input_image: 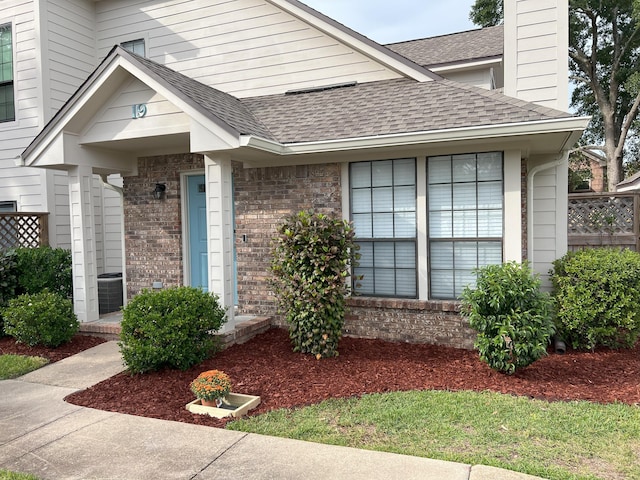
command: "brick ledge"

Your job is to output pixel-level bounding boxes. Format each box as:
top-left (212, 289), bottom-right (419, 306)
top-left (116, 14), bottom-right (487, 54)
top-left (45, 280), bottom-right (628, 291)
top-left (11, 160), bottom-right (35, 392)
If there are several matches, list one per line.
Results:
top-left (347, 297), bottom-right (460, 312)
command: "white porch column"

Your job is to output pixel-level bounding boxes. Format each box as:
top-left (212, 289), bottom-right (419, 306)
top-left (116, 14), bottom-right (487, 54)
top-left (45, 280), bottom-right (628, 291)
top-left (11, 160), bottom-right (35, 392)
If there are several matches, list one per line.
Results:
top-left (504, 150), bottom-right (523, 263)
top-left (204, 154), bottom-right (235, 332)
top-left (68, 165), bottom-right (99, 322)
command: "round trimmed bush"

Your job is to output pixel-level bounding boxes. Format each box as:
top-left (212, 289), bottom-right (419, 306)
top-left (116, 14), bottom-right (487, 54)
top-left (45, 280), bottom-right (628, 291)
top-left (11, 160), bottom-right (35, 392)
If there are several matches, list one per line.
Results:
top-left (15, 246), bottom-right (72, 299)
top-left (2, 290), bottom-right (78, 347)
top-left (119, 286), bottom-right (226, 373)
top-left (551, 248), bottom-right (640, 350)
top-left (461, 261), bottom-right (555, 375)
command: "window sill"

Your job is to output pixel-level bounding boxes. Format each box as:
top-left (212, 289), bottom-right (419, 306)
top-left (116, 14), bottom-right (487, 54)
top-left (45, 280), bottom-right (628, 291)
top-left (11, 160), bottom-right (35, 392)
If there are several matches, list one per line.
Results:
top-left (347, 296), bottom-right (460, 312)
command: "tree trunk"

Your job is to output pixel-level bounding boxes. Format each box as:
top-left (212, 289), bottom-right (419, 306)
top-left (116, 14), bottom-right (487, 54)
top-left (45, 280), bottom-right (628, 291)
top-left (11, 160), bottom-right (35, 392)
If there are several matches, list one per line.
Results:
top-left (602, 109), bottom-right (623, 191)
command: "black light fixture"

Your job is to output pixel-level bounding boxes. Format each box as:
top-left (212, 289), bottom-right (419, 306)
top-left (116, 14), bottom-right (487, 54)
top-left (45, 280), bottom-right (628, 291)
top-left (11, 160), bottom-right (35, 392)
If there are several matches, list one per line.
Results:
top-left (153, 183), bottom-right (166, 200)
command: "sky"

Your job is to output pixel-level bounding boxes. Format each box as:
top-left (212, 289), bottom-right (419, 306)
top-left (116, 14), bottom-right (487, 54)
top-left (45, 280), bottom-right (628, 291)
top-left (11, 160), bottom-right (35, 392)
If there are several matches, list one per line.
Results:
top-left (301, 0), bottom-right (478, 44)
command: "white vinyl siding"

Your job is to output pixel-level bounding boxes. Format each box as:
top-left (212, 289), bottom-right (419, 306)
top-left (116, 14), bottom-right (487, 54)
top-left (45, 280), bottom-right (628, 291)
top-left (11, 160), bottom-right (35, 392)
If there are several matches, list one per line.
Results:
top-left (52, 170), bottom-right (71, 249)
top-left (439, 68), bottom-right (494, 90)
top-left (80, 77), bottom-right (189, 144)
top-left (532, 166), bottom-right (560, 285)
top-left (95, 0), bottom-right (402, 97)
top-left (44, 0), bottom-right (96, 117)
top-left (504, 0), bottom-right (568, 110)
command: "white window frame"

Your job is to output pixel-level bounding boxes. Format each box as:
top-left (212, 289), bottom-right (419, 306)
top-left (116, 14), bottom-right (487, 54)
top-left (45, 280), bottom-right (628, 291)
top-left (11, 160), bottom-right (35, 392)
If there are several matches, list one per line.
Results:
top-left (344, 150), bottom-right (522, 301)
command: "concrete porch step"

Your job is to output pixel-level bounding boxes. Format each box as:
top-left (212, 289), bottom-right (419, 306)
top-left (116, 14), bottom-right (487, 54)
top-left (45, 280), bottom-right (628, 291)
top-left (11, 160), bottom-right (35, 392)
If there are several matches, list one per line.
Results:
top-left (79, 313), bottom-right (272, 347)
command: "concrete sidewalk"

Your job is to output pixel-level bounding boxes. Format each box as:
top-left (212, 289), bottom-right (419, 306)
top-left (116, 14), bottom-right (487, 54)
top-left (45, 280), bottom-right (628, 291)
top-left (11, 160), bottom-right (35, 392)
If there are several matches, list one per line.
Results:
top-left (0, 341), bottom-right (546, 480)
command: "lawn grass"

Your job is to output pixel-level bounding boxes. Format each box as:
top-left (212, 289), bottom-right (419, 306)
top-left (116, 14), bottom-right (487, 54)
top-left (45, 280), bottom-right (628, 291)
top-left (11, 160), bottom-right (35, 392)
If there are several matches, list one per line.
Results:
top-left (0, 354), bottom-right (49, 380)
top-left (228, 390), bottom-right (640, 480)
top-left (0, 470), bottom-right (39, 480)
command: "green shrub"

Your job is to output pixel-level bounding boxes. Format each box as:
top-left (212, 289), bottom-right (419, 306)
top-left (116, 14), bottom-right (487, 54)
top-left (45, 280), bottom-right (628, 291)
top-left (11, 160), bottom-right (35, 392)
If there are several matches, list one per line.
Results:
top-left (551, 248), bottom-right (640, 350)
top-left (0, 249), bottom-right (18, 334)
top-left (119, 286), bottom-right (226, 373)
top-left (2, 290), bottom-right (78, 347)
top-left (15, 246), bottom-right (72, 299)
top-left (461, 261), bottom-right (555, 375)
top-left (270, 210), bottom-right (359, 359)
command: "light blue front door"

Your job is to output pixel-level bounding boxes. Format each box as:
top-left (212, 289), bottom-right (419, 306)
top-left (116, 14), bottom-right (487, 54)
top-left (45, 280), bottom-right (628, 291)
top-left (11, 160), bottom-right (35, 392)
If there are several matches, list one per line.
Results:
top-left (188, 175), bottom-right (208, 291)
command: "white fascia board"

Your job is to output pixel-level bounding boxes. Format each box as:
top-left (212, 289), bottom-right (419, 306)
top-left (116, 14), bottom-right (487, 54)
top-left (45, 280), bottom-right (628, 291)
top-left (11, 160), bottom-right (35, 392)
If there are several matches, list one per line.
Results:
top-left (267, 0), bottom-right (437, 83)
top-left (22, 60), bottom-right (124, 166)
top-left (241, 116), bottom-right (592, 155)
top-left (114, 58), bottom-right (241, 143)
top-left (430, 57), bottom-right (503, 74)
top-left (24, 55), bottom-right (242, 166)
top-left (190, 118), bottom-right (240, 152)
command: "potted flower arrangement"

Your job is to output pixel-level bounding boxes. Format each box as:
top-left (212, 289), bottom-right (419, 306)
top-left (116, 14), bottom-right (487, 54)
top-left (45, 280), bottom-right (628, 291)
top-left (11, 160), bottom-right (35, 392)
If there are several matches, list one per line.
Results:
top-left (190, 369), bottom-right (232, 407)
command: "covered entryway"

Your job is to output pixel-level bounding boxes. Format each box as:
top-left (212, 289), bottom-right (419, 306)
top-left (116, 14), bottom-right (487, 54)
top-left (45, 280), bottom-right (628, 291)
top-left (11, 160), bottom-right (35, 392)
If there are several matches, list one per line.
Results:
top-left (20, 46), bottom-right (243, 333)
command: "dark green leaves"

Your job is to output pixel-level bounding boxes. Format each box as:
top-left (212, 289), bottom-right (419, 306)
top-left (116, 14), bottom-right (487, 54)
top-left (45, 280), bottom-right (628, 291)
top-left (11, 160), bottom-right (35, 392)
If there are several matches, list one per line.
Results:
top-left (461, 262), bottom-right (555, 375)
top-left (270, 210), bottom-right (359, 359)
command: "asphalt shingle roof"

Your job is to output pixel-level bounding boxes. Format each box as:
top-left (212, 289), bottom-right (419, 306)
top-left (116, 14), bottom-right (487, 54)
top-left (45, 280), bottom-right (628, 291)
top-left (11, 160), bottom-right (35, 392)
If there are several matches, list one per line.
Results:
top-left (126, 49), bottom-right (276, 141)
top-left (24, 42), bottom-right (571, 161)
top-left (241, 77), bottom-right (570, 144)
top-left (385, 26), bottom-right (504, 67)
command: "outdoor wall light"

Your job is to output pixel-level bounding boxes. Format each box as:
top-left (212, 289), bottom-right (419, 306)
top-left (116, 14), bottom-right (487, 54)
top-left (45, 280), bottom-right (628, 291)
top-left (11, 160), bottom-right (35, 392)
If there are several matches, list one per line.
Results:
top-left (153, 183), bottom-right (166, 200)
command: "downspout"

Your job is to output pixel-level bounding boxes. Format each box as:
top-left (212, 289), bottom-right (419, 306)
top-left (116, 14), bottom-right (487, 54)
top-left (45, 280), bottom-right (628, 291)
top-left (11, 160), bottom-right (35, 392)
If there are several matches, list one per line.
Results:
top-left (99, 174), bottom-right (127, 308)
top-left (527, 151), bottom-right (568, 270)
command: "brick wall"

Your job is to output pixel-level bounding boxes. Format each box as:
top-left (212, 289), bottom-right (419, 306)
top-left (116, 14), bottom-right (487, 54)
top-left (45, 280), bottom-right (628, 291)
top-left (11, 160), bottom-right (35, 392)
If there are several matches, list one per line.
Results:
top-left (234, 162), bottom-right (476, 350)
top-left (233, 163), bottom-right (343, 317)
top-left (345, 297), bottom-right (474, 349)
top-left (123, 154), bottom-right (204, 298)
top-left (123, 158), bottom-right (477, 349)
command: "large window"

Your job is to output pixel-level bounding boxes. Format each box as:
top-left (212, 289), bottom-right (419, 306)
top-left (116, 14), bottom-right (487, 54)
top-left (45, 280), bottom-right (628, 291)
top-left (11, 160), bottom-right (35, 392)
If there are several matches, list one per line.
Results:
top-left (350, 159), bottom-right (417, 297)
top-left (0, 24), bottom-right (14, 123)
top-left (428, 152), bottom-right (503, 299)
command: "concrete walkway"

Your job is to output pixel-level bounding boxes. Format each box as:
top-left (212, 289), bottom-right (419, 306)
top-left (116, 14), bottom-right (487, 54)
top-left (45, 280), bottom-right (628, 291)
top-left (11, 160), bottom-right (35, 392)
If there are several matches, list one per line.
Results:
top-left (0, 342), bottom-right (546, 480)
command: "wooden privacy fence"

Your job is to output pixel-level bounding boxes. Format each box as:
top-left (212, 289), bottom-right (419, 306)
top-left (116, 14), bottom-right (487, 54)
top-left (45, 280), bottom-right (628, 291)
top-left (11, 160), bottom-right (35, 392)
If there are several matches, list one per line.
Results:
top-left (0, 213), bottom-right (49, 249)
top-left (568, 193), bottom-right (640, 251)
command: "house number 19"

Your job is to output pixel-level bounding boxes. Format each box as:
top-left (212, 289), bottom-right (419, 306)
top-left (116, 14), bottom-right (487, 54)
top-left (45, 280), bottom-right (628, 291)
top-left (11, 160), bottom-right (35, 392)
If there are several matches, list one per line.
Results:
top-left (132, 104), bottom-right (147, 119)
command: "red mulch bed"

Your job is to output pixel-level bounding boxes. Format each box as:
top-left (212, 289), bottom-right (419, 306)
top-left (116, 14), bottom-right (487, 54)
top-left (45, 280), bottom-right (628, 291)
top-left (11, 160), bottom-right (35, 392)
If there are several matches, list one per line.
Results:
top-left (65, 328), bottom-right (640, 429)
top-left (0, 334), bottom-right (106, 362)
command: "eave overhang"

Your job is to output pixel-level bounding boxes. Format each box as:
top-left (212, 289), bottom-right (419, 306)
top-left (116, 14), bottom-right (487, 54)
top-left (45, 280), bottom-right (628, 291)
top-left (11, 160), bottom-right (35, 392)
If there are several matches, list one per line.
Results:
top-left (239, 116), bottom-right (591, 157)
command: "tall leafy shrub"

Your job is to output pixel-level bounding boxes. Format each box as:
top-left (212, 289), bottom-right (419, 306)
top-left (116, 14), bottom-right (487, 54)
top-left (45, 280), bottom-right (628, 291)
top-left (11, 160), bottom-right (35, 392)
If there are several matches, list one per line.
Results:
top-left (15, 246), bottom-right (73, 298)
top-left (270, 210), bottom-right (358, 359)
top-left (461, 261), bottom-right (555, 375)
top-left (551, 248), bottom-right (640, 350)
top-left (0, 249), bottom-right (18, 334)
top-left (2, 290), bottom-right (78, 347)
top-left (119, 287), bottom-right (226, 373)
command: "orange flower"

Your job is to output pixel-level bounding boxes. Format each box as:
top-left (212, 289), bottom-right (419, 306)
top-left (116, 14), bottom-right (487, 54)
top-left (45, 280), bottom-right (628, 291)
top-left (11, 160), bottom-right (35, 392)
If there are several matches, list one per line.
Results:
top-left (190, 370), bottom-right (232, 401)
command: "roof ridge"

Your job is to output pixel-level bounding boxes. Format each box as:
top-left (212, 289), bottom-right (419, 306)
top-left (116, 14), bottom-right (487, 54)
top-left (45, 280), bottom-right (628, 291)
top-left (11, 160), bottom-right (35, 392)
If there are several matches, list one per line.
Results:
top-left (385, 25), bottom-right (503, 47)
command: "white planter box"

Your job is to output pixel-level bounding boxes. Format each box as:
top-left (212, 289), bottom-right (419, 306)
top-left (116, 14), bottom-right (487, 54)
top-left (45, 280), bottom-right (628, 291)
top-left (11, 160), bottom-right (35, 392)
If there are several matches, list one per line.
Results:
top-left (186, 393), bottom-right (261, 418)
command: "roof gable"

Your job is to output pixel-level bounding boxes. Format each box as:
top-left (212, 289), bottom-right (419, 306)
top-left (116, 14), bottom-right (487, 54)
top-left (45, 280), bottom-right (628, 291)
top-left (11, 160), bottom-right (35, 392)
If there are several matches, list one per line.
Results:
top-left (22, 46), bottom-right (276, 165)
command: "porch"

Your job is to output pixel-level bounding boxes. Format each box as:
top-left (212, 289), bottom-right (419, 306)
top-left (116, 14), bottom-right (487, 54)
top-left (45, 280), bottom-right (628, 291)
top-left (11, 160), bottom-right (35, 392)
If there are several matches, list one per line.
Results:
top-left (79, 312), bottom-right (272, 347)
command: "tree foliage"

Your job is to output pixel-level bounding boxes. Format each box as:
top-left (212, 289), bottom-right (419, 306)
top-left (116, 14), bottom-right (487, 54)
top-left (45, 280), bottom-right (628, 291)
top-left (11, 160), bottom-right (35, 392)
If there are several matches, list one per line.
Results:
top-left (470, 0), bottom-right (640, 191)
top-left (469, 0), bottom-right (503, 27)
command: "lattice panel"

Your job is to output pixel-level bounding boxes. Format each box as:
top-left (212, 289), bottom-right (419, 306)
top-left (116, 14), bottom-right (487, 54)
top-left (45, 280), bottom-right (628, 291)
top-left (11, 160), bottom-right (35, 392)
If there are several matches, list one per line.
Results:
top-left (0, 214), bottom-right (46, 249)
top-left (568, 196), bottom-right (634, 235)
